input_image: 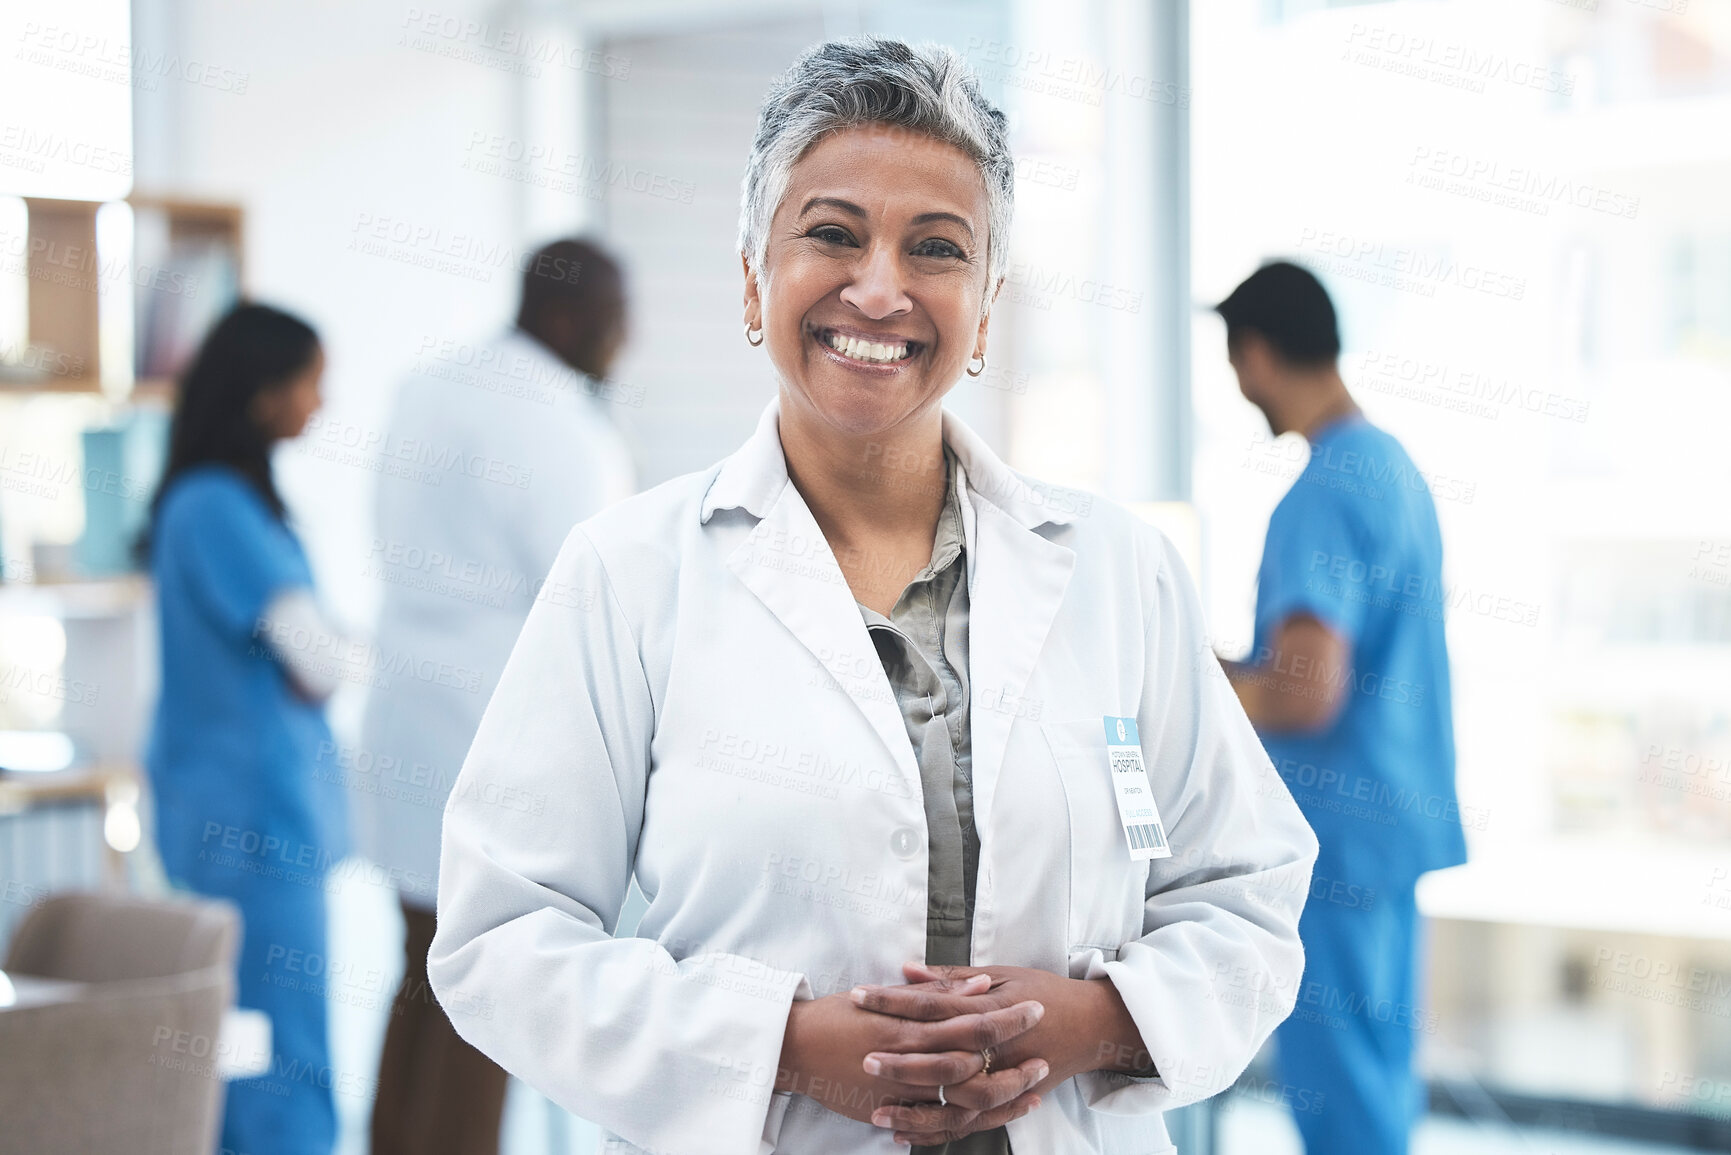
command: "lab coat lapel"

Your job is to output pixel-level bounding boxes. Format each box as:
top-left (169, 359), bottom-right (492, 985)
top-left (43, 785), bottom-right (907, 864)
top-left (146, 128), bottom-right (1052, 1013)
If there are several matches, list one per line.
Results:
top-left (722, 478), bottom-right (923, 797)
top-left (963, 494), bottom-right (1076, 841)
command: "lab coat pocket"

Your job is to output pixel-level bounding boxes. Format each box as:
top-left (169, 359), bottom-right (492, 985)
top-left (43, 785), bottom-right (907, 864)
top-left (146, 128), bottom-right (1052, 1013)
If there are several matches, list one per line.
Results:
top-left (1040, 719), bottom-right (1151, 953)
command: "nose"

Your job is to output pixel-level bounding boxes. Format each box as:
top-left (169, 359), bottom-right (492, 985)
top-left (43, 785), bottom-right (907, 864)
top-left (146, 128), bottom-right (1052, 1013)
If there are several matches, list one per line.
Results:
top-left (837, 240), bottom-right (911, 320)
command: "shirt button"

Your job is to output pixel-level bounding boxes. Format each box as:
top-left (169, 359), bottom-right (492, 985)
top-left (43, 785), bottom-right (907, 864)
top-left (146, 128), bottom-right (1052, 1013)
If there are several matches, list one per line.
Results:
top-left (890, 827), bottom-right (920, 858)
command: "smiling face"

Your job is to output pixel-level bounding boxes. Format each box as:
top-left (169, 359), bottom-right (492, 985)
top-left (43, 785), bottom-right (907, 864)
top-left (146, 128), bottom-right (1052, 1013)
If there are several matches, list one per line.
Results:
top-left (743, 124), bottom-right (997, 441)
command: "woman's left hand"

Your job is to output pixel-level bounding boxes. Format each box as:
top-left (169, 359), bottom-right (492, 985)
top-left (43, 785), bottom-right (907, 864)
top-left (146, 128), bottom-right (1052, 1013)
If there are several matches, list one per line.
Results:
top-left (850, 962), bottom-right (1153, 1145)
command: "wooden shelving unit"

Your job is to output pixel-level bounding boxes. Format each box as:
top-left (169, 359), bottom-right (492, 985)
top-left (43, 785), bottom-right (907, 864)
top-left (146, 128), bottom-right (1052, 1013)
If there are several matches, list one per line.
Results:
top-left (0, 194), bottom-right (244, 401)
top-left (0, 197), bottom-right (241, 922)
top-left (0, 763), bottom-right (142, 890)
top-left (15, 198), bottom-right (102, 394)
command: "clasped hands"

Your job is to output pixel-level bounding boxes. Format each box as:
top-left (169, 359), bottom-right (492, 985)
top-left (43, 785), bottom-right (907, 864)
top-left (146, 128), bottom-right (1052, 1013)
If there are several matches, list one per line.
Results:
top-left (774, 962), bottom-right (1152, 1147)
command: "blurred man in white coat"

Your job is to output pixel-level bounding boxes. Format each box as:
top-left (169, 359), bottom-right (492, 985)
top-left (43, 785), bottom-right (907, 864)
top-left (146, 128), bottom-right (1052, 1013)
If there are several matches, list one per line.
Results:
top-left (356, 237), bottom-right (636, 1155)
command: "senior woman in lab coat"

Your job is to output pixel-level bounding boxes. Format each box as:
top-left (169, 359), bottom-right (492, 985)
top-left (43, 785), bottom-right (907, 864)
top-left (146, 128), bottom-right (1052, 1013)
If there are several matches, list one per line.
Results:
top-left (430, 37), bottom-right (1318, 1155)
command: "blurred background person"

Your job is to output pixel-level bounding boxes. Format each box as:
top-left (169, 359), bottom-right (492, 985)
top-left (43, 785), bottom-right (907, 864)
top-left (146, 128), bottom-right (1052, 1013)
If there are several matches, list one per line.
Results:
top-left (356, 237), bottom-right (636, 1155)
top-left (143, 302), bottom-right (347, 1155)
top-left (1215, 261), bottom-right (1466, 1155)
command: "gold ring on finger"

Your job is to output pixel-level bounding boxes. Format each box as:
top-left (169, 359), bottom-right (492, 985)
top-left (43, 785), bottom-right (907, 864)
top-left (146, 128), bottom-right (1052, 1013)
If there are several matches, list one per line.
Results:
top-left (980, 1046), bottom-right (994, 1075)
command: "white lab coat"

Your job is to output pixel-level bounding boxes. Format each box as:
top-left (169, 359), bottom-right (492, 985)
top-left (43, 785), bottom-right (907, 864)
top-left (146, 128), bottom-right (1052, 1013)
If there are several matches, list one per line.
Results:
top-left (353, 328), bottom-right (634, 906)
top-left (429, 398), bottom-right (1318, 1154)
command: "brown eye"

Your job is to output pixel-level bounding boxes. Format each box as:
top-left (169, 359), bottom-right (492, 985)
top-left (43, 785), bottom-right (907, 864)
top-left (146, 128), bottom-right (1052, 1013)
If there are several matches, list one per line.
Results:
top-left (809, 225), bottom-right (854, 245)
top-left (913, 238), bottom-right (963, 259)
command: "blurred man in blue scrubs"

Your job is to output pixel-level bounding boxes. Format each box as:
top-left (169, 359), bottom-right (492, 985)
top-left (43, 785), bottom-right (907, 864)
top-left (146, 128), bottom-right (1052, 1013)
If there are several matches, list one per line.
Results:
top-left (1215, 262), bottom-right (1467, 1155)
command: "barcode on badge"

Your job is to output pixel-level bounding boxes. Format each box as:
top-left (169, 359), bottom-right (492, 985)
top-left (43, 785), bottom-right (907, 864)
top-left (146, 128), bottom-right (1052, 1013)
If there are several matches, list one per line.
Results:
top-left (1127, 822), bottom-right (1167, 852)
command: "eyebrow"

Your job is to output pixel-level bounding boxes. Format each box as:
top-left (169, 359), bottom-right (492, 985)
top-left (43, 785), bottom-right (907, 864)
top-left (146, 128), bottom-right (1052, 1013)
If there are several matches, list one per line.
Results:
top-left (798, 197), bottom-right (975, 241)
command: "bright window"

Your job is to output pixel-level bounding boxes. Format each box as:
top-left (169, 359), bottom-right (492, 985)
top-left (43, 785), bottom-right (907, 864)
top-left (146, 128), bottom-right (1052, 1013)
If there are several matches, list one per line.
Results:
top-left (1192, 0), bottom-right (1731, 1115)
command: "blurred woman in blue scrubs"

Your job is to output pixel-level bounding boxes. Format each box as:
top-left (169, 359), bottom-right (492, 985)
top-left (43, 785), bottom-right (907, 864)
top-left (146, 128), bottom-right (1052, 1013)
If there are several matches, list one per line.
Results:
top-left (144, 303), bottom-right (346, 1155)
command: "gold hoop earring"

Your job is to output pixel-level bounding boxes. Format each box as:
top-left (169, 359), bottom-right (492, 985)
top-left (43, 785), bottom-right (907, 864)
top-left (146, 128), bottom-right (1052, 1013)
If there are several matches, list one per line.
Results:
top-left (745, 324), bottom-right (764, 347)
top-left (966, 353), bottom-right (986, 377)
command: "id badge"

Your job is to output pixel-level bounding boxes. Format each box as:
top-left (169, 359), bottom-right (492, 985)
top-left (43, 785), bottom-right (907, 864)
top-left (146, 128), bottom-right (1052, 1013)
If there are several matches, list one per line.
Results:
top-left (1103, 716), bottom-right (1170, 860)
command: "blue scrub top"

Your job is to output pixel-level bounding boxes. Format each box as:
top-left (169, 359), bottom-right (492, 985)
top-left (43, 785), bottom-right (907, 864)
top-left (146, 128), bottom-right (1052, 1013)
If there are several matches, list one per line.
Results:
top-left (146, 465), bottom-right (346, 883)
top-left (1251, 415), bottom-right (1467, 881)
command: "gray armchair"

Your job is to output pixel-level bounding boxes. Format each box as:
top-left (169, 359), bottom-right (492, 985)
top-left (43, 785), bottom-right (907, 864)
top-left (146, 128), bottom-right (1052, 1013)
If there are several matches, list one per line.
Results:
top-left (0, 891), bottom-right (240, 1155)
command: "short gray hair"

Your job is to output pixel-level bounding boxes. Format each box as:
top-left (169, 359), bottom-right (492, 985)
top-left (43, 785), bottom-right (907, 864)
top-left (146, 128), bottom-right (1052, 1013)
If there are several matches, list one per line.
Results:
top-left (738, 37), bottom-right (1014, 302)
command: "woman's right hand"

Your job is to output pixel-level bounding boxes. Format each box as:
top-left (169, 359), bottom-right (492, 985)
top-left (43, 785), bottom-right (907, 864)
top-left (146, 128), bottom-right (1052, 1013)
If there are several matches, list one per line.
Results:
top-left (775, 978), bottom-right (1049, 1133)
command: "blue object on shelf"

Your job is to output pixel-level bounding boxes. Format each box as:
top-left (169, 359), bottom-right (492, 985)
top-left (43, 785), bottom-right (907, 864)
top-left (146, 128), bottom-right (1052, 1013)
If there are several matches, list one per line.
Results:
top-left (76, 408), bottom-right (170, 576)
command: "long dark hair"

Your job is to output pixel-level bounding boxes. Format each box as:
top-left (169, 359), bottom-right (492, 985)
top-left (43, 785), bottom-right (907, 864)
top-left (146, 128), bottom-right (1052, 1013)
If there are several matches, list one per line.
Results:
top-left (143, 303), bottom-right (320, 555)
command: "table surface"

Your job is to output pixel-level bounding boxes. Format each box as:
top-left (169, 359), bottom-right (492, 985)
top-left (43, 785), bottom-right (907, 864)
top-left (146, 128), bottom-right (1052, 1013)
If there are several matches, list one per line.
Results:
top-left (0, 763), bottom-right (138, 813)
top-left (1417, 834), bottom-right (1731, 940)
top-left (0, 968), bottom-right (271, 1078)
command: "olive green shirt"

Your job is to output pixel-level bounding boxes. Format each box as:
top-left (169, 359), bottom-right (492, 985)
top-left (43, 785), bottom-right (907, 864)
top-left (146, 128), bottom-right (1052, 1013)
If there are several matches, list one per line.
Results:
top-left (857, 449), bottom-right (1009, 1155)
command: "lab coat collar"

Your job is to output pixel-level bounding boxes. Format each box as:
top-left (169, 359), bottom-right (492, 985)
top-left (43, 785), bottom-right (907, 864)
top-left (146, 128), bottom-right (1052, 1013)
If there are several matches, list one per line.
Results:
top-left (496, 327), bottom-right (617, 408)
top-left (705, 394), bottom-right (1079, 851)
top-left (499, 325), bottom-right (571, 374)
top-left (940, 407), bottom-right (1087, 531)
top-left (715, 431), bottom-right (925, 800)
top-left (700, 398), bottom-right (787, 524)
top-left (701, 396), bottom-right (1086, 531)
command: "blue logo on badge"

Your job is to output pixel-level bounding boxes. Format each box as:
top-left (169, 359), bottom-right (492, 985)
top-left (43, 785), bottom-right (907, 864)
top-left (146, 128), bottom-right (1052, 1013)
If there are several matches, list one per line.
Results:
top-left (1104, 716), bottom-right (1140, 745)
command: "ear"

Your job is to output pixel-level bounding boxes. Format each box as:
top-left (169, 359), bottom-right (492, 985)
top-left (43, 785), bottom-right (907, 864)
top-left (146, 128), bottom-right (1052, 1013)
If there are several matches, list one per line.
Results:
top-left (741, 251), bottom-right (763, 330)
top-left (973, 276), bottom-right (1002, 357)
top-left (539, 308), bottom-right (575, 346)
top-left (1232, 331), bottom-right (1266, 374)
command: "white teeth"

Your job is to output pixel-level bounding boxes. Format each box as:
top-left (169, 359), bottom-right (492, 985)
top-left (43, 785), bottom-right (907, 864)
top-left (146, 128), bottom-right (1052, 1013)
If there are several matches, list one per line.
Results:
top-left (823, 331), bottom-right (909, 364)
